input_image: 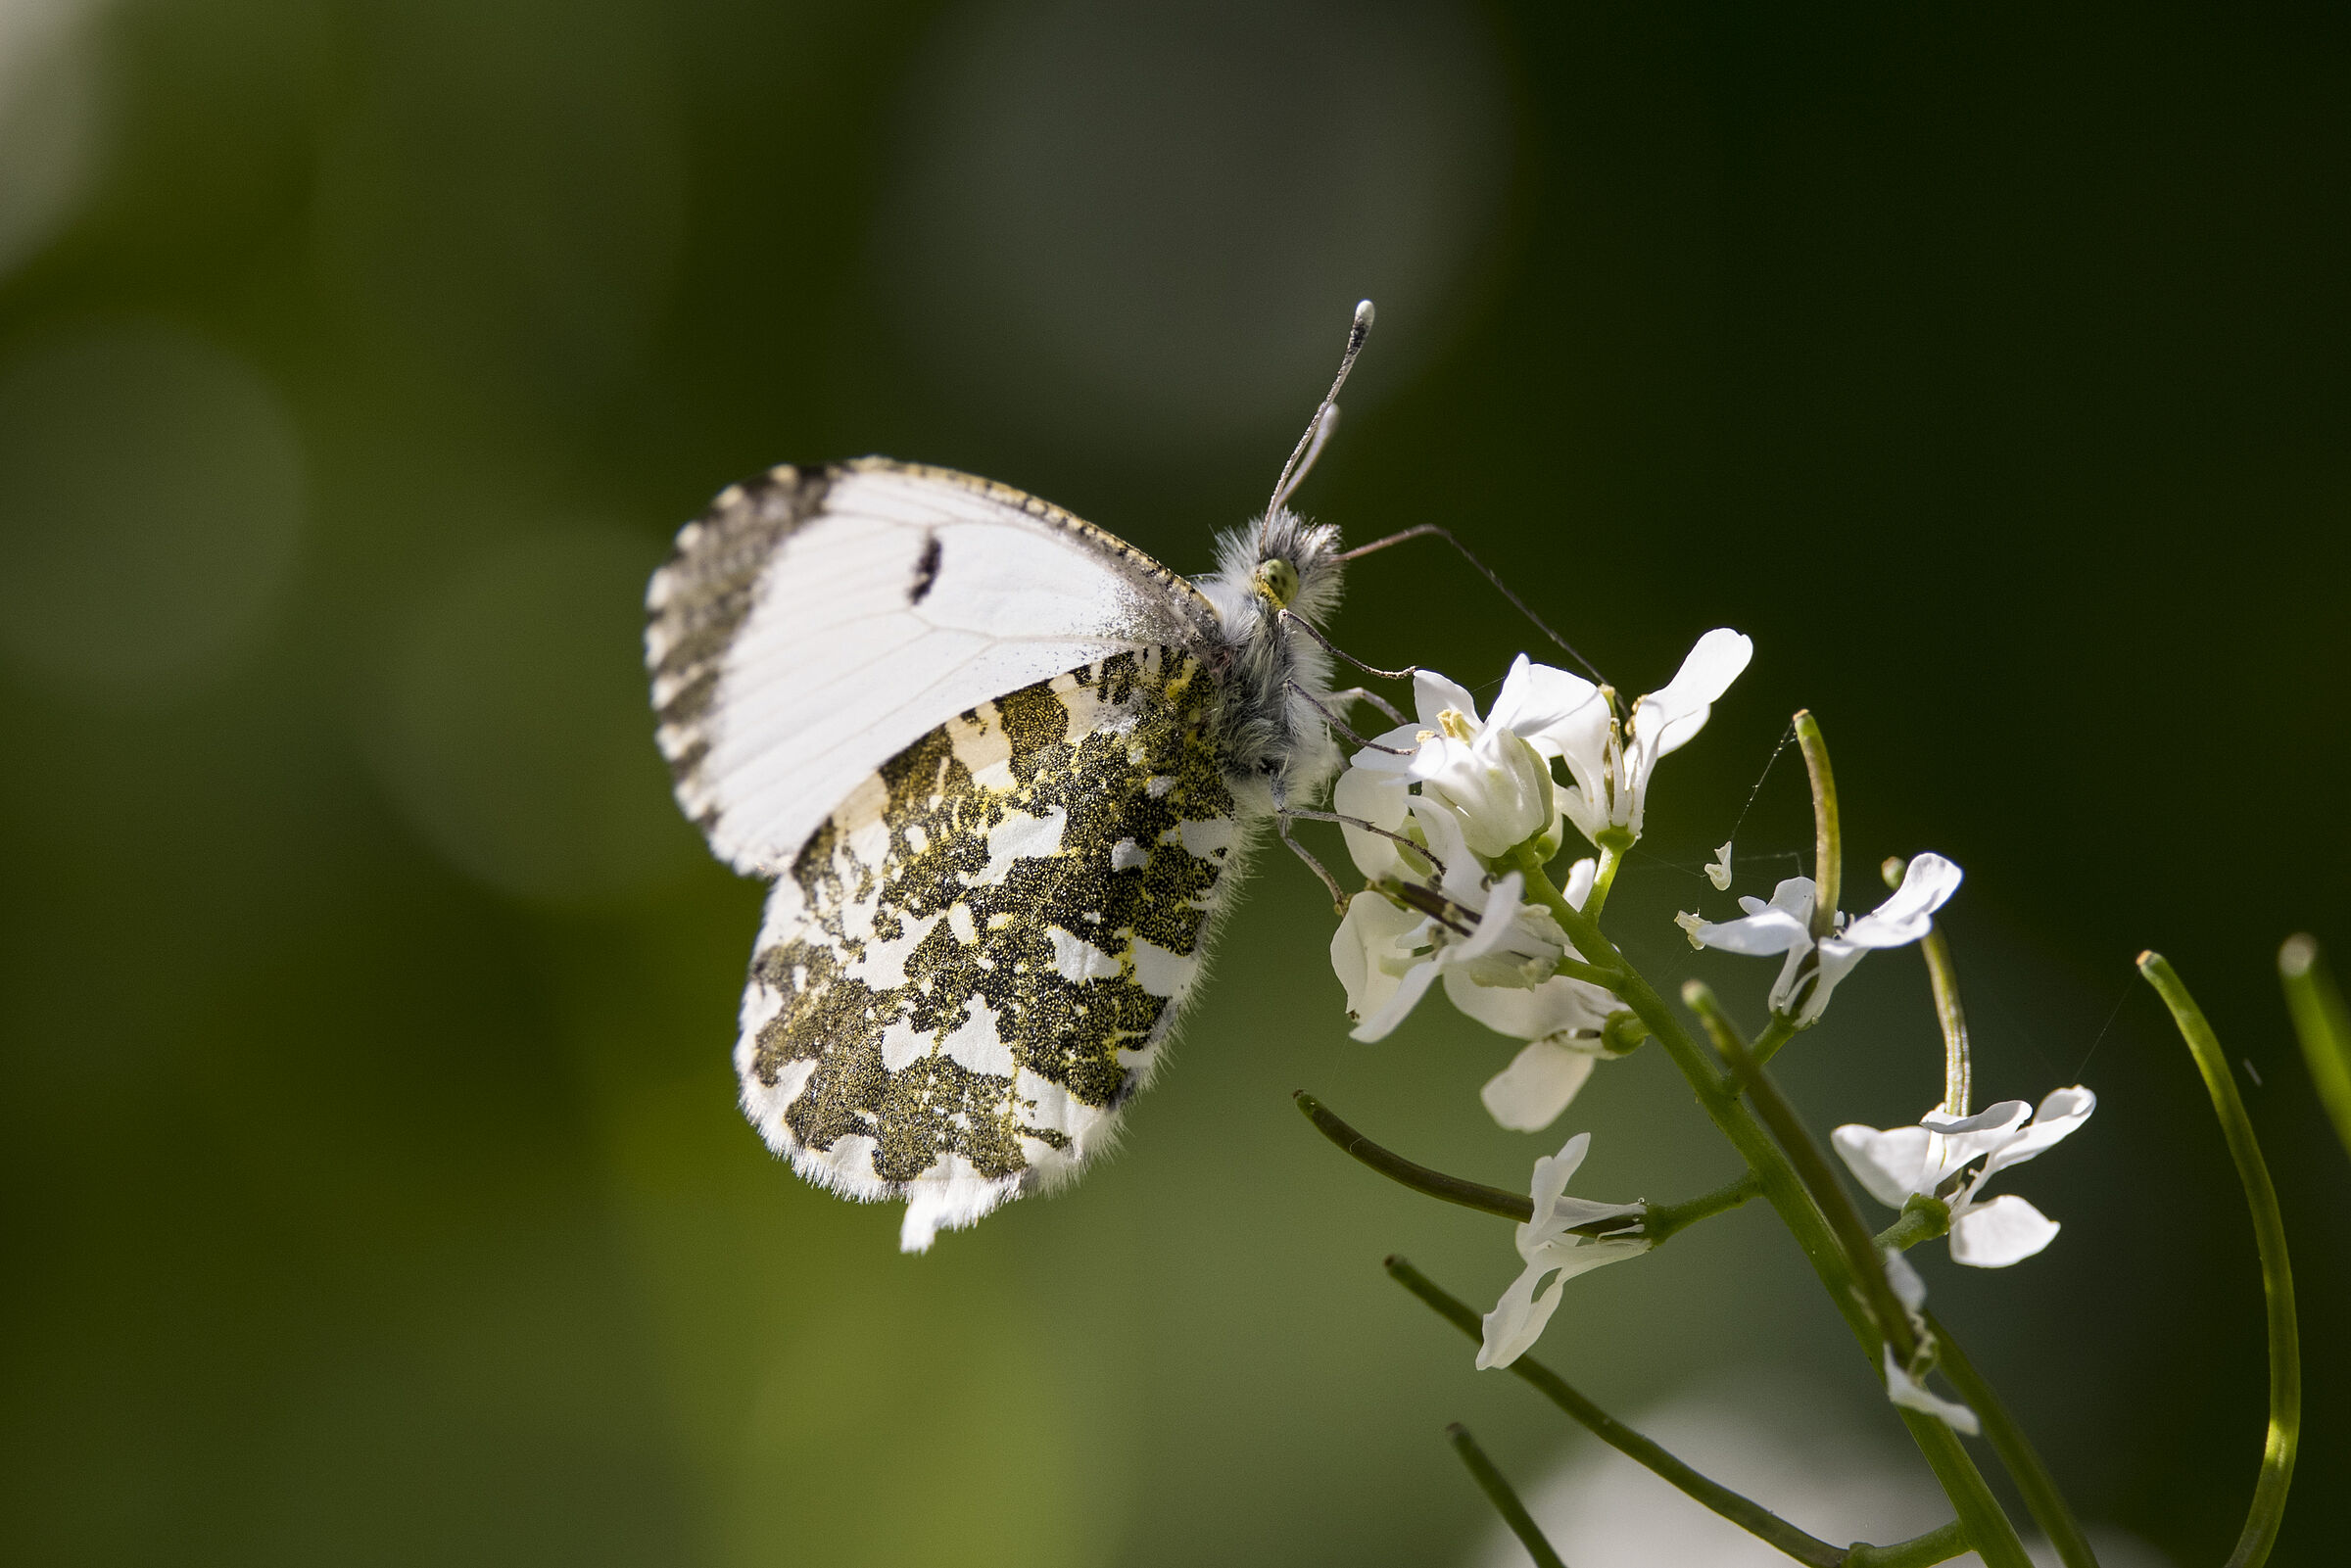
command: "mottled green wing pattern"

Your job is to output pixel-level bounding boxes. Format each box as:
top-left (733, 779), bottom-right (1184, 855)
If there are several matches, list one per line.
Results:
top-left (736, 645), bottom-right (1252, 1251)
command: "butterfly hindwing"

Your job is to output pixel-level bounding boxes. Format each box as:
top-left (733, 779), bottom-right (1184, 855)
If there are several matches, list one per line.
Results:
top-left (738, 646), bottom-right (1254, 1251)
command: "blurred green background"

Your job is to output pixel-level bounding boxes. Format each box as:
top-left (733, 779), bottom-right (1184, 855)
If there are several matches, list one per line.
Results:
top-left (2, 2), bottom-right (2344, 1563)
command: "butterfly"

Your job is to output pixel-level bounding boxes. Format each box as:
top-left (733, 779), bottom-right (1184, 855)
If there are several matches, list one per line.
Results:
top-left (645, 304), bottom-right (1379, 1251)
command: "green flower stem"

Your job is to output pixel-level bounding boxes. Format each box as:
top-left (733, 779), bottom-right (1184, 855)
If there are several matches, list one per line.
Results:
top-left (1508, 852), bottom-right (2030, 1568)
top-left (1873, 1196), bottom-right (1950, 1255)
top-left (1751, 1014), bottom-right (1800, 1069)
top-left (1511, 848), bottom-right (1620, 980)
top-left (1447, 1424), bottom-right (1568, 1568)
top-left (1296, 1093), bottom-right (1755, 1245)
top-left (2140, 952), bottom-right (2299, 1568)
top-left (1684, 981), bottom-right (1917, 1366)
top-left (1389, 1258), bottom-right (1847, 1568)
top-left (1882, 857), bottom-right (1972, 1116)
top-left (1585, 837), bottom-right (1629, 922)
top-left (1926, 1312), bottom-right (2100, 1568)
top-left (1294, 1092), bottom-right (1531, 1221)
top-left (1640, 1171), bottom-right (1762, 1245)
top-left (1841, 1522), bottom-right (1970, 1568)
top-left (2279, 935), bottom-right (2351, 1164)
top-left (1602, 1010), bottom-right (1650, 1054)
top-left (1795, 710), bottom-right (1841, 945)
top-left (1554, 954), bottom-right (1623, 988)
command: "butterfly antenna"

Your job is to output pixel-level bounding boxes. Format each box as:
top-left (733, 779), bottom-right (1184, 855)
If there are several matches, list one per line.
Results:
top-left (1337, 522), bottom-right (1607, 686)
top-left (1270, 299), bottom-right (1376, 515)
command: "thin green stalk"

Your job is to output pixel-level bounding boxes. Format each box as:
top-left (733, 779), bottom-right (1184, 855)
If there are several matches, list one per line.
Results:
top-left (1297, 1093), bottom-right (1754, 1245)
top-left (1927, 1312), bottom-right (2100, 1568)
top-left (2279, 935), bottom-right (2351, 1164)
top-left (2140, 952), bottom-right (2299, 1568)
top-left (1895, 1413), bottom-right (2029, 1568)
top-left (1584, 839), bottom-right (1627, 922)
top-left (1883, 856), bottom-right (1970, 1116)
top-left (1448, 1424), bottom-right (1568, 1568)
top-left (1795, 710), bottom-right (1841, 944)
top-left (1685, 980), bottom-right (1916, 1364)
top-left (1390, 1259), bottom-right (1847, 1568)
top-left (1504, 852), bottom-right (2030, 1568)
top-left (1842, 1523), bottom-right (1970, 1568)
top-left (1295, 1092), bottom-right (1532, 1221)
top-left (1554, 954), bottom-right (1623, 988)
top-left (1513, 847), bottom-right (1620, 980)
top-left (1640, 1171), bottom-right (1762, 1245)
top-left (1751, 1013), bottom-right (1800, 1069)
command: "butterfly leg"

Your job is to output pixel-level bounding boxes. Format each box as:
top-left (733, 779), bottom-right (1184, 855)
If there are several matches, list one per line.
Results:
top-left (1268, 773), bottom-right (1350, 913)
top-left (1325, 685), bottom-right (1406, 726)
top-left (1287, 680), bottom-right (1413, 755)
top-left (1276, 812), bottom-right (1350, 913)
top-left (1280, 806), bottom-right (1445, 881)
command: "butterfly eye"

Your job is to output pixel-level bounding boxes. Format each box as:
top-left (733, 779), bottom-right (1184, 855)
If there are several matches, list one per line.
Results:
top-left (1253, 557), bottom-right (1301, 608)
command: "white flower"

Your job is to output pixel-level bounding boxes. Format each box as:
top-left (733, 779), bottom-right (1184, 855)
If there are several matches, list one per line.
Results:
top-left (1331, 804), bottom-right (1572, 1042)
top-left (1883, 1347), bottom-right (1980, 1435)
top-left (1683, 853), bottom-right (1964, 1023)
top-left (1337, 658), bottom-right (1601, 873)
top-left (1705, 841), bottom-right (1734, 891)
top-left (1832, 1086), bottom-right (2097, 1267)
top-left (1546, 629), bottom-right (1753, 846)
top-left (1477, 1132), bottom-right (1649, 1370)
top-left (1450, 858), bottom-right (1623, 1130)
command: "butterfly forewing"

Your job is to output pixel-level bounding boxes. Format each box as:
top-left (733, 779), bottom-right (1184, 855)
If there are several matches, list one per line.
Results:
top-left (739, 647), bottom-right (1250, 1250)
top-left (647, 459), bottom-right (1216, 877)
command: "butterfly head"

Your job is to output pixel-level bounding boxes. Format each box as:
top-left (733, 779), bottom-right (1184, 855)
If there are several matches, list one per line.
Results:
top-left (1234, 504), bottom-right (1345, 625)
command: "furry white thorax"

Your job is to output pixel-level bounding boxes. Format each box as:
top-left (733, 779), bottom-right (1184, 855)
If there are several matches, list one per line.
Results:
top-left (1196, 504), bottom-right (1347, 818)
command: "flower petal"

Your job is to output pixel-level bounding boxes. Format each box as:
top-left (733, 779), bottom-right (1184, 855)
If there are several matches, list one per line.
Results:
top-left (1832, 1123), bottom-right (1936, 1209)
top-left (1921, 1100), bottom-right (2033, 1138)
top-left (1349, 951), bottom-right (1442, 1042)
top-left (1883, 1348), bottom-right (1980, 1435)
top-left (1882, 1247), bottom-right (1929, 1312)
top-left (1978, 1086), bottom-right (2096, 1183)
top-left (1331, 893), bottom-right (1425, 1025)
top-left (1793, 934), bottom-right (1878, 1022)
top-left (1843, 853), bottom-right (1964, 948)
top-left (1414, 668), bottom-right (1482, 729)
top-left (1478, 1038), bottom-right (1601, 1131)
top-left (1476, 1258), bottom-right (1565, 1370)
top-left (1560, 857), bottom-right (1598, 911)
top-left (1487, 656), bottom-right (1605, 747)
top-left (1525, 1130), bottom-right (1592, 1224)
top-left (1631, 629), bottom-right (1754, 758)
top-left (1409, 796), bottom-right (1480, 906)
top-left (1334, 765), bottom-right (1414, 882)
top-left (1451, 872), bottom-right (1532, 967)
top-left (1446, 968), bottom-right (1613, 1042)
top-left (1348, 721), bottom-right (1425, 775)
top-left (1690, 903), bottom-right (1811, 957)
top-left (1948, 1194), bottom-right (2062, 1267)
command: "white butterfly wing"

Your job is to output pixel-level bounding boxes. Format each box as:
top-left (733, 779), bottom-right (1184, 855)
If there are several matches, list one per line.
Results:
top-left (647, 459), bottom-right (1215, 876)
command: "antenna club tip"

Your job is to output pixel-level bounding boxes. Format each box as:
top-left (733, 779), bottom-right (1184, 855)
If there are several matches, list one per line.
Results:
top-left (1352, 299), bottom-right (1376, 334)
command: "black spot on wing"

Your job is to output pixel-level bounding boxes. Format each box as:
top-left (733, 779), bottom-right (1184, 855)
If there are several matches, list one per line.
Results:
top-left (908, 531), bottom-right (941, 605)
